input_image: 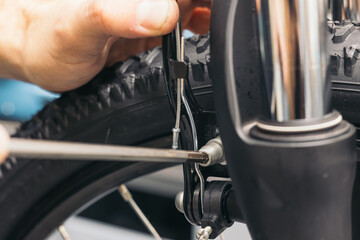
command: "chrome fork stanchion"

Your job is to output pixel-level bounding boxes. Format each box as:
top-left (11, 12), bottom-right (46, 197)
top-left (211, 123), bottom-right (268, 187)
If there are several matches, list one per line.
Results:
top-left (328, 0), bottom-right (360, 21)
top-left (257, 0), bottom-right (329, 122)
top-left (353, 0), bottom-right (360, 20)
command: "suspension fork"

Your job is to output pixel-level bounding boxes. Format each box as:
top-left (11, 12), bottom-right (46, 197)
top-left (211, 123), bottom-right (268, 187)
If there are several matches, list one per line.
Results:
top-left (210, 0), bottom-right (356, 239)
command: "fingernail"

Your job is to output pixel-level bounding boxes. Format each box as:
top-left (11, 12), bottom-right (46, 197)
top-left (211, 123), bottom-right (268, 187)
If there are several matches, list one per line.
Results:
top-left (137, 0), bottom-right (172, 30)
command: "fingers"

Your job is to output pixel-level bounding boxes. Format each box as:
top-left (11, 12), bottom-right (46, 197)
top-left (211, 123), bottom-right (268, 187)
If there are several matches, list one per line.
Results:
top-left (84, 0), bottom-right (179, 38)
top-left (106, 37), bottom-right (162, 66)
top-left (0, 125), bottom-right (9, 164)
top-left (185, 7), bottom-right (211, 34)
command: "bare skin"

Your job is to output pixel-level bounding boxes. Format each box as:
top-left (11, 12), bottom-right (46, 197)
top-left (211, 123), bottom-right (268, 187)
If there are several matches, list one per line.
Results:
top-left (0, 125), bottom-right (9, 162)
top-left (0, 0), bottom-right (211, 163)
top-left (0, 0), bottom-right (210, 92)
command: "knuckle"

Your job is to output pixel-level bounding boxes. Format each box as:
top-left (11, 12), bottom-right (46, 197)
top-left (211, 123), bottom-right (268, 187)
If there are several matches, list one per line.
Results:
top-left (87, 0), bottom-right (111, 35)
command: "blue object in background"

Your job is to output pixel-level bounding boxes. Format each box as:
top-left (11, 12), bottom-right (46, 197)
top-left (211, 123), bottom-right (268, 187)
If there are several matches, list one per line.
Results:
top-left (0, 79), bottom-right (59, 121)
top-left (183, 29), bottom-right (195, 39)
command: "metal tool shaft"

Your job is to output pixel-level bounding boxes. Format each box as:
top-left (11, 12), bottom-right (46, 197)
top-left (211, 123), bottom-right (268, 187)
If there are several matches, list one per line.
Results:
top-left (9, 138), bottom-right (208, 163)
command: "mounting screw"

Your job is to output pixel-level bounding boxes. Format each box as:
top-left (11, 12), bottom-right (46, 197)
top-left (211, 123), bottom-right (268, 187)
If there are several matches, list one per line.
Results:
top-left (196, 226), bottom-right (212, 240)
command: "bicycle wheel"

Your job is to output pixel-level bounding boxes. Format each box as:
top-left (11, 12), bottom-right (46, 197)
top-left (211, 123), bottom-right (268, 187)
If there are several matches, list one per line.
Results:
top-left (2, 22), bottom-right (360, 240)
top-left (0, 34), bottom-right (213, 240)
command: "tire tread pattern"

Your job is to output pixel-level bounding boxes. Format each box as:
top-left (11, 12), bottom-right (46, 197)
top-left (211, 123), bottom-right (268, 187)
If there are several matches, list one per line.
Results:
top-left (0, 34), bottom-right (211, 180)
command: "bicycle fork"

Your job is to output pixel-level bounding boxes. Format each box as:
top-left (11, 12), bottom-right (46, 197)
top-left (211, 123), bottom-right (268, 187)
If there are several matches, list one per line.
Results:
top-left (211, 0), bottom-right (356, 239)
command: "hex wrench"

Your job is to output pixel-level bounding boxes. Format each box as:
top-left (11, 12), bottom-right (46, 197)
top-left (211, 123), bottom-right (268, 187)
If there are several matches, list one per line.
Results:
top-left (6, 137), bottom-right (209, 164)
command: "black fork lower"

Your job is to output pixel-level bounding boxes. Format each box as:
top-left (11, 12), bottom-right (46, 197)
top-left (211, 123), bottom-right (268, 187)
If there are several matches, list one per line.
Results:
top-left (209, 0), bottom-right (357, 239)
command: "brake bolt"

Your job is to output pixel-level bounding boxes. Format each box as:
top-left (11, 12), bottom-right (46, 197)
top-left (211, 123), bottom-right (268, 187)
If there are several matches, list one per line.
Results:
top-left (196, 226), bottom-right (212, 240)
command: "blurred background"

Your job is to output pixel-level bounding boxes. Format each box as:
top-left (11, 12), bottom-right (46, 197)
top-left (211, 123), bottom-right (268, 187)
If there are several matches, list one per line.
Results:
top-left (0, 79), bottom-right (58, 122)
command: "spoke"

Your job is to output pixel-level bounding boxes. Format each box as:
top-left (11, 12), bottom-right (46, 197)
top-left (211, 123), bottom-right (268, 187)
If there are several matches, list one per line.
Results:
top-left (220, 233), bottom-right (225, 240)
top-left (58, 225), bottom-right (71, 240)
top-left (118, 185), bottom-right (162, 240)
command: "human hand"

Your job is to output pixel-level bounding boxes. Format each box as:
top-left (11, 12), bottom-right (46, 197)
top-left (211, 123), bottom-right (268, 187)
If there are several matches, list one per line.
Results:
top-left (0, 0), bottom-right (210, 92)
top-left (0, 125), bottom-right (9, 164)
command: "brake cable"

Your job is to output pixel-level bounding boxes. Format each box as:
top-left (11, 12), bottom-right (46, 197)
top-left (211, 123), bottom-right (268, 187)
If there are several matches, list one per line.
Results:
top-left (162, 16), bottom-right (206, 223)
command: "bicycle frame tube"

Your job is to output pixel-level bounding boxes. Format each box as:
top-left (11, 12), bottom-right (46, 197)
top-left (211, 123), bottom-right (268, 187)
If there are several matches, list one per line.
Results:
top-left (257, 0), bottom-right (329, 121)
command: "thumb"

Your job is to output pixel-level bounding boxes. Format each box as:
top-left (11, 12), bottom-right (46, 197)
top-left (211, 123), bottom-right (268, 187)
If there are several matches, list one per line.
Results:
top-left (83, 0), bottom-right (179, 38)
top-left (0, 125), bottom-right (9, 164)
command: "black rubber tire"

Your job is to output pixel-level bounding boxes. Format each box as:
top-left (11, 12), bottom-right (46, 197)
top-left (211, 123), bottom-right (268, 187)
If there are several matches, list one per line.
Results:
top-left (0, 34), bottom-right (212, 240)
top-left (329, 20), bottom-right (360, 128)
top-left (328, 20), bottom-right (360, 240)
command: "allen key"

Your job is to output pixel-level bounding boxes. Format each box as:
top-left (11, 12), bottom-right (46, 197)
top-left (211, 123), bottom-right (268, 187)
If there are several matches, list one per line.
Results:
top-left (7, 138), bottom-right (209, 164)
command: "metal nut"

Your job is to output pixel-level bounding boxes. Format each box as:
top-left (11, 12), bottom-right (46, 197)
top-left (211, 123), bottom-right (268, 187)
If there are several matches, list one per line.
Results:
top-left (199, 137), bottom-right (225, 167)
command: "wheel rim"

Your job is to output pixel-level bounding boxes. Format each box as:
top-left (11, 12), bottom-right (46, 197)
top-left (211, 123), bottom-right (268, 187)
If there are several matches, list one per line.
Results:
top-left (16, 161), bottom-right (176, 240)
